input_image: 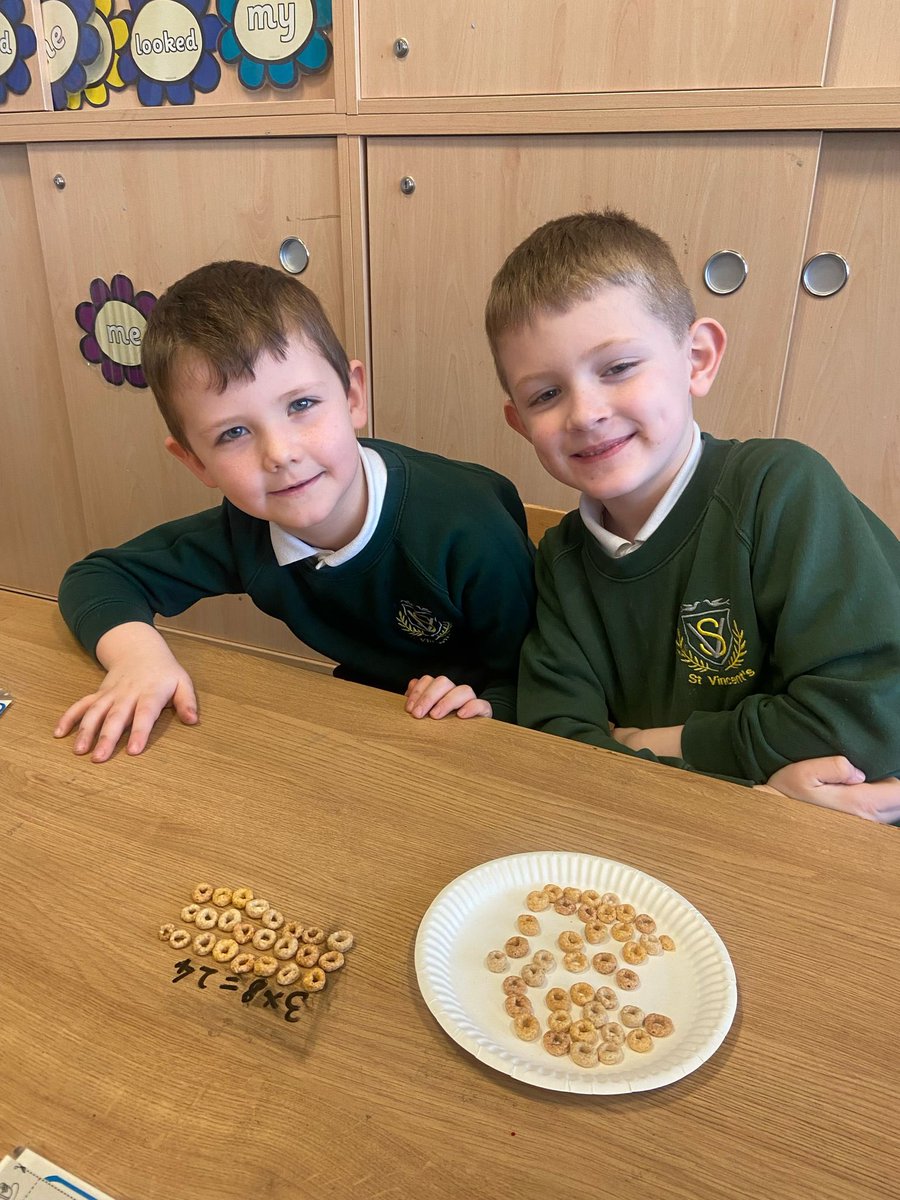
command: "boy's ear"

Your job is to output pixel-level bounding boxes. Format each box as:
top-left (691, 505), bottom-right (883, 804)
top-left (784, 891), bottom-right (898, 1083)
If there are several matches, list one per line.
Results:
top-left (503, 401), bottom-right (532, 443)
top-left (347, 359), bottom-right (368, 430)
top-left (165, 436), bottom-right (217, 488)
top-left (688, 318), bottom-right (727, 398)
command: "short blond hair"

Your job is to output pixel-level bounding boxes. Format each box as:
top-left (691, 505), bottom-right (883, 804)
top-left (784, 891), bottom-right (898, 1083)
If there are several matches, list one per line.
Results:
top-left (142, 261), bottom-right (350, 448)
top-left (485, 210), bottom-right (696, 393)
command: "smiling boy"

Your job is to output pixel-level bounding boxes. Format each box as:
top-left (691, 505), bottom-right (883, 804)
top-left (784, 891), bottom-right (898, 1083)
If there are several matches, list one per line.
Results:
top-left (56, 261), bottom-right (534, 761)
top-left (486, 210), bottom-right (900, 822)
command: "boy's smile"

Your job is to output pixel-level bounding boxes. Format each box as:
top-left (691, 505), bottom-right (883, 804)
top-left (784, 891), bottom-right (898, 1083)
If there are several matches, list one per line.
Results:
top-left (165, 335), bottom-right (369, 550)
top-left (499, 286), bottom-right (724, 540)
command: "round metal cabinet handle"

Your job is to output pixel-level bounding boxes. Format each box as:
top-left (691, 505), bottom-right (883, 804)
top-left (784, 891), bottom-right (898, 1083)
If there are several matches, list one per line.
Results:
top-left (801, 252), bottom-right (850, 298)
top-left (393, 37), bottom-right (410, 58)
top-left (400, 176), bottom-right (416, 196)
top-left (278, 237), bottom-right (310, 275)
top-left (703, 250), bottom-right (748, 296)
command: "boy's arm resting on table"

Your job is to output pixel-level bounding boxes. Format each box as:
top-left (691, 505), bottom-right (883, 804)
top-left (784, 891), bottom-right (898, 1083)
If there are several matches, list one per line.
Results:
top-left (679, 445), bottom-right (900, 786)
top-left (56, 506), bottom-right (247, 759)
top-left (54, 622), bottom-right (198, 762)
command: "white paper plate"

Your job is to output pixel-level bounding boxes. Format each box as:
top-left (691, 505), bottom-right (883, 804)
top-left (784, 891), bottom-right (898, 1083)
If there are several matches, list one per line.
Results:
top-left (415, 851), bottom-right (737, 1094)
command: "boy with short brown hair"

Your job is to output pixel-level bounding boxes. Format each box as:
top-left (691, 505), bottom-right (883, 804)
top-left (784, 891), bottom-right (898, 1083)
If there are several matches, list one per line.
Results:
top-left (487, 210), bottom-right (900, 822)
top-left (56, 261), bottom-right (535, 761)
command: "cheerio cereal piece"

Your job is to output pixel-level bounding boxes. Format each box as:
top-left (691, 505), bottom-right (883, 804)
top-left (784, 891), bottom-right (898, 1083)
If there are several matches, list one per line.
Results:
top-left (212, 888), bottom-right (233, 907)
top-left (253, 955), bottom-right (278, 977)
top-left (643, 1013), bottom-right (675, 1038)
top-left (542, 1030), bottom-right (571, 1057)
top-left (616, 968), bottom-right (640, 991)
top-left (545, 987), bottom-right (571, 1011)
top-left (180, 904), bottom-right (200, 924)
top-left (660, 934), bottom-right (676, 952)
top-left (169, 929), bottom-right (191, 949)
top-left (514, 1014), bottom-right (541, 1042)
top-left (276, 963), bottom-right (301, 987)
top-left (486, 950), bottom-right (509, 973)
top-left (194, 907), bottom-right (218, 930)
top-left (504, 994), bottom-right (533, 1018)
top-left (232, 953), bottom-right (255, 974)
top-left (301, 967), bottom-right (326, 991)
top-left (596, 903), bottom-right (618, 924)
top-left (547, 1010), bottom-right (572, 1033)
top-left (558, 930), bottom-right (584, 952)
top-left (569, 982), bottom-right (595, 1006)
top-left (520, 963), bottom-right (546, 988)
top-left (563, 951), bottom-right (589, 973)
top-left (592, 952), bottom-right (618, 975)
top-left (598, 1043), bottom-right (624, 1066)
top-left (274, 936), bottom-right (300, 960)
top-left (532, 950), bottom-right (556, 972)
top-left (581, 889), bottom-right (602, 907)
top-left (640, 933), bottom-right (663, 956)
top-left (502, 975), bottom-right (527, 996)
top-left (244, 898), bottom-right (269, 920)
top-left (570, 1041), bottom-right (599, 1068)
top-left (600, 892), bottom-right (620, 906)
top-left (233, 921), bottom-right (255, 945)
top-left (584, 921), bottom-right (608, 945)
top-left (261, 908), bottom-right (285, 930)
top-left (622, 941), bottom-right (648, 965)
top-left (600, 1021), bottom-right (625, 1046)
top-left (191, 883), bottom-right (214, 904)
top-left (577, 904), bottom-right (597, 923)
top-left (615, 903), bottom-right (637, 923)
top-left (626, 1028), bottom-right (654, 1054)
top-left (562, 887), bottom-right (582, 905)
top-left (620, 1005), bottom-right (645, 1028)
top-left (192, 932), bottom-right (217, 955)
top-left (553, 899), bottom-right (578, 917)
top-left (231, 886), bottom-right (254, 909)
top-left (158, 923), bottom-right (176, 941)
top-left (302, 926), bottom-right (327, 945)
top-left (251, 928), bottom-right (277, 951)
top-left (595, 986), bottom-right (618, 1011)
top-left (217, 908), bottom-right (242, 932)
top-left (526, 890), bottom-right (551, 912)
top-left (611, 922), bottom-right (635, 943)
top-left (542, 884), bottom-right (563, 903)
top-left (634, 913), bottom-right (656, 935)
top-left (516, 914), bottom-right (540, 936)
top-left (319, 950), bottom-right (344, 972)
top-left (582, 1001), bottom-right (609, 1029)
top-left (505, 936), bottom-right (530, 959)
top-left (212, 938), bottom-right (239, 963)
top-left (295, 944), bottom-right (320, 968)
top-left (327, 930), bottom-right (354, 953)
top-left (569, 1019), bottom-right (599, 1046)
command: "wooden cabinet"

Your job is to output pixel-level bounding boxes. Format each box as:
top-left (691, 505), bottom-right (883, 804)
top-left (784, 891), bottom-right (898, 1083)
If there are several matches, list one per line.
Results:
top-left (367, 133), bottom-right (821, 510)
top-left (358, 1), bottom-right (834, 99)
top-left (24, 136), bottom-right (354, 656)
top-left (777, 132), bottom-right (900, 526)
top-left (0, 144), bottom-right (86, 594)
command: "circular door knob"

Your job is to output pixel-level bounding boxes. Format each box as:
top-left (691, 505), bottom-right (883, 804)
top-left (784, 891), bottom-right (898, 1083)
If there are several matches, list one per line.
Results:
top-left (279, 237), bottom-right (310, 275)
top-left (703, 250), bottom-right (748, 296)
top-left (801, 252), bottom-right (850, 297)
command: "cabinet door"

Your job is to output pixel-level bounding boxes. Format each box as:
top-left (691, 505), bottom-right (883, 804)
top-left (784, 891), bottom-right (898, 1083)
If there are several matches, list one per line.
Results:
top-left (359, 0), bottom-right (833, 98)
top-left (776, 132), bottom-right (900, 532)
top-left (367, 134), bottom-right (819, 509)
top-left (0, 145), bottom-right (87, 594)
top-left (28, 137), bottom-right (348, 658)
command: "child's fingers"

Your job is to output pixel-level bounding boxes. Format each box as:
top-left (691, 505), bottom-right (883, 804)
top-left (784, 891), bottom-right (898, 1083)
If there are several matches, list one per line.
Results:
top-left (427, 684), bottom-right (478, 719)
top-left (172, 676), bottom-right (200, 726)
top-left (456, 697), bottom-right (492, 719)
top-left (54, 693), bottom-right (101, 738)
top-left (405, 675), bottom-right (451, 717)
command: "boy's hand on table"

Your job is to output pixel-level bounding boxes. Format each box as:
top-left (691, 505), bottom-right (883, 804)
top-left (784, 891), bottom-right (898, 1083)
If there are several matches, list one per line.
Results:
top-left (404, 676), bottom-right (492, 720)
top-left (54, 622), bottom-right (198, 762)
top-left (611, 725), bottom-right (684, 758)
top-left (762, 756), bottom-right (900, 823)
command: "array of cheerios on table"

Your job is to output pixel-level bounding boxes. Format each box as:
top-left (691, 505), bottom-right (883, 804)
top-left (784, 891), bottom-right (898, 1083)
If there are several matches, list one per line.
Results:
top-left (158, 883), bottom-right (354, 991)
top-left (486, 883), bottom-right (675, 1069)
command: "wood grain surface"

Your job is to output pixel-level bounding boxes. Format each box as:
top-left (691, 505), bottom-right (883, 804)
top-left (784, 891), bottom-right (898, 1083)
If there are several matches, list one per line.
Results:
top-left (1, 591), bottom-right (897, 1200)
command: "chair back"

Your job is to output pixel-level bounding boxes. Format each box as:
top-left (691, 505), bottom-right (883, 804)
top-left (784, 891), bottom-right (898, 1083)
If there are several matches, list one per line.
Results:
top-left (524, 503), bottom-right (566, 545)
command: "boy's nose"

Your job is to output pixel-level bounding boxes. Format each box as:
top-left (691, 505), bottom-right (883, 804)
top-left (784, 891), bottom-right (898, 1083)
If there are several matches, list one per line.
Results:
top-left (262, 435), bottom-right (297, 472)
top-left (566, 385), bottom-right (609, 431)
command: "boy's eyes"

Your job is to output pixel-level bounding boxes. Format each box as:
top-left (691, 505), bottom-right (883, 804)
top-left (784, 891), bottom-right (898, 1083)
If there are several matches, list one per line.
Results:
top-left (217, 426), bottom-right (248, 444)
top-left (528, 387), bottom-right (561, 407)
top-left (288, 396), bottom-right (316, 414)
top-left (603, 359), bottom-right (638, 377)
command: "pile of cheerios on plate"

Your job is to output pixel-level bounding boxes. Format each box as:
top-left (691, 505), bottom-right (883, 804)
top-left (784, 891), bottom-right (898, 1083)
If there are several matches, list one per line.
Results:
top-left (486, 883), bottom-right (675, 1069)
top-left (158, 883), bottom-right (354, 991)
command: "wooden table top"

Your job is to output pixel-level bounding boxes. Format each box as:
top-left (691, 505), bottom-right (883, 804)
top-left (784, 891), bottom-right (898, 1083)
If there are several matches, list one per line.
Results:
top-left (1, 590), bottom-right (897, 1200)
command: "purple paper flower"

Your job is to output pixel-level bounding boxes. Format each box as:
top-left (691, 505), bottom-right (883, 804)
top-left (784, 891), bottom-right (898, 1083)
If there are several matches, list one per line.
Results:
top-left (76, 274), bottom-right (157, 388)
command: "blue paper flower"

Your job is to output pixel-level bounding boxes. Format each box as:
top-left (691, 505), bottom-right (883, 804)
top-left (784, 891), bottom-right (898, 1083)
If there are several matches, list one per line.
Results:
top-left (218, 0), bottom-right (331, 91)
top-left (118, 0), bottom-right (222, 106)
top-left (0, 0), bottom-right (38, 103)
top-left (42, 0), bottom-right (102, 109)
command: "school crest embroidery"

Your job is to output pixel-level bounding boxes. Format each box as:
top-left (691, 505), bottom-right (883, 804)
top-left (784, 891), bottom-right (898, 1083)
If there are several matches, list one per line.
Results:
top-left (675, 598), bottom-right (747, 676)
top-left (396, 600), bottom-right (452, 645)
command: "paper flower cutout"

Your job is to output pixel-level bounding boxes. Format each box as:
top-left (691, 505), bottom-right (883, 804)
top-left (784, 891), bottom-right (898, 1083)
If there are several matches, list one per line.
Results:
top-left (117, 0), bottom-right (222, 106)
top-left (41, 0), bottom-right (103, 108)
top-left (217, 0), bottom-right (331, 91)
top-left (0, 0), bottom-right (38, 103)
top-left (76, 274), bottom-right (157, 388)
top-left (66, 0), bottom-right (130, 109)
